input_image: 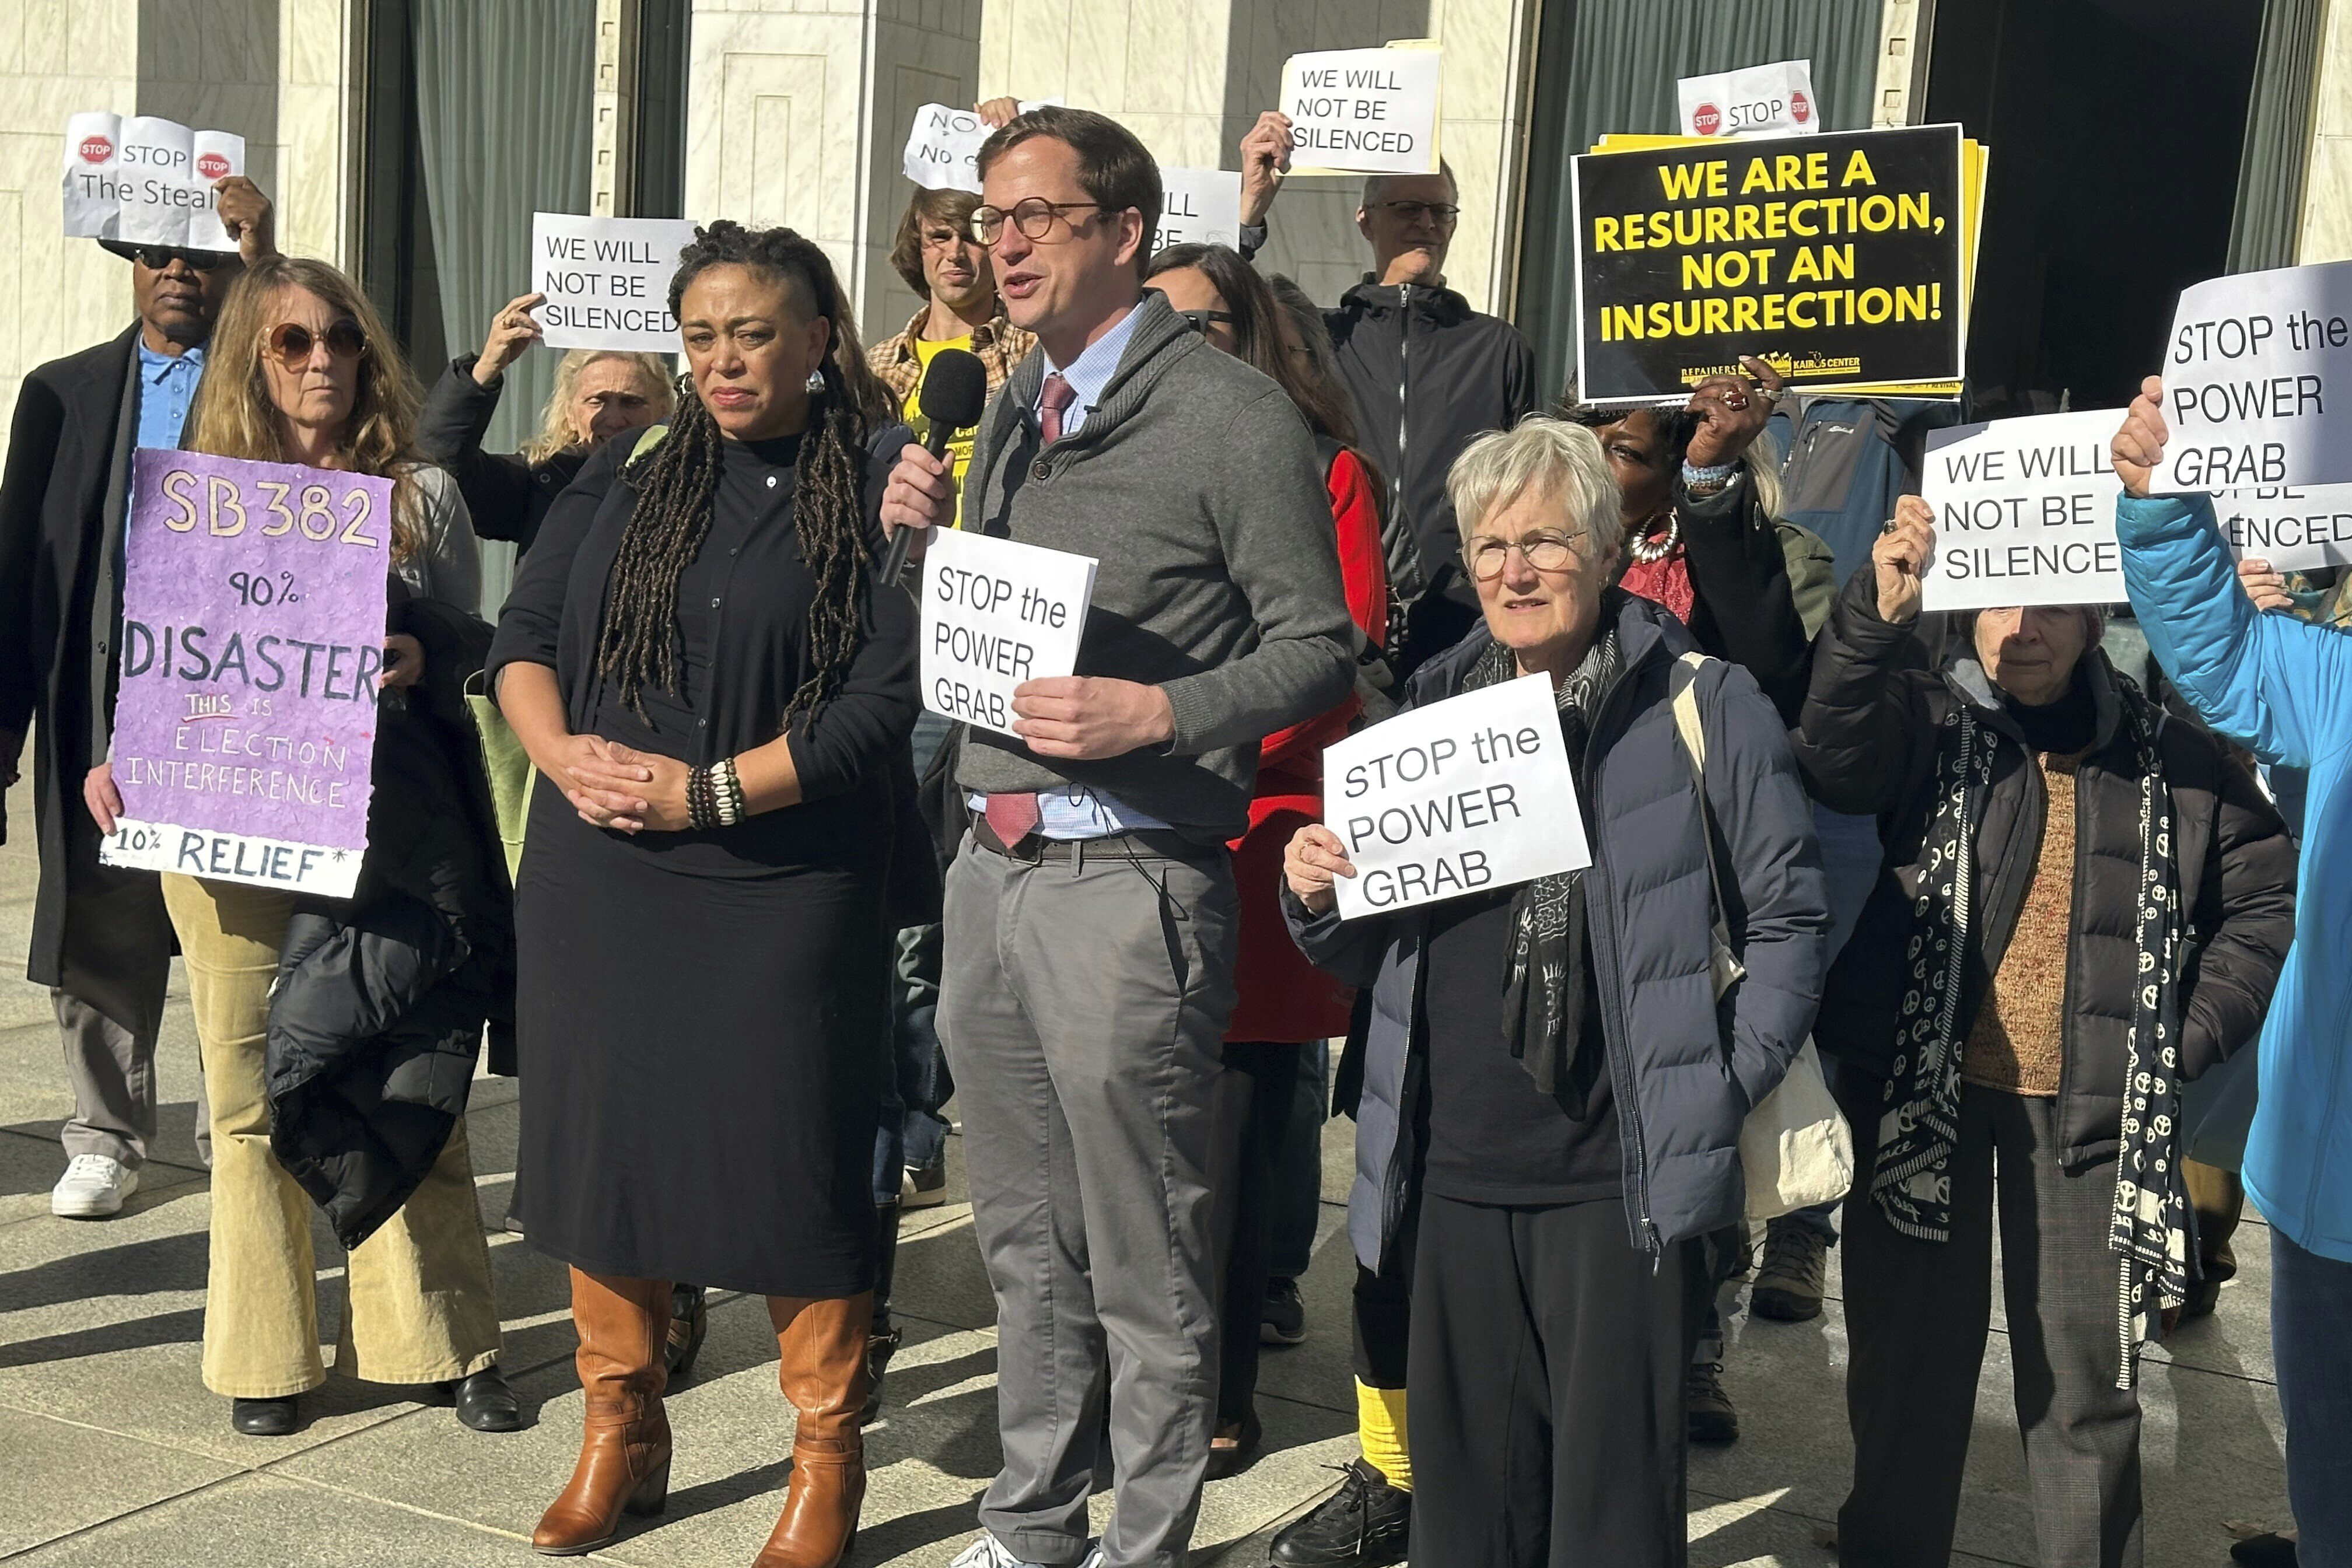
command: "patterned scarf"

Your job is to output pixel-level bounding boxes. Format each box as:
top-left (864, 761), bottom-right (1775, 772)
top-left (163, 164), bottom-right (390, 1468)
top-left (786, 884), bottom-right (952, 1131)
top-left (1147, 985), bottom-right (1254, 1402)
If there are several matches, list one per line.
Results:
top-left (1875, 686), bottom-right (2188, 1387)
top-left (1465, 626), bottom-right (1620, 1096)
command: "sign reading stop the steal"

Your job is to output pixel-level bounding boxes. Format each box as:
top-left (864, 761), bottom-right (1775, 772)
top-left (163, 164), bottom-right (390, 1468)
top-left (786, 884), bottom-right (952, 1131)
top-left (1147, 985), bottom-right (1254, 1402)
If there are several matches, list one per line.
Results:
top-left (1325, 675), bottom-right (1590, 921)
top-left (62, 111), bottom-right (244, 249)
top-left (919, 527), bottom-right (1097, 737)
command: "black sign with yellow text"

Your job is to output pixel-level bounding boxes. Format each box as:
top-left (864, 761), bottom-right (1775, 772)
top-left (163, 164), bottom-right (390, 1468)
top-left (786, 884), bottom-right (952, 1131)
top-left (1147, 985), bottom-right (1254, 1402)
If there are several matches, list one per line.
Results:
top-left (1571, 124), bottom-right (1966, 402)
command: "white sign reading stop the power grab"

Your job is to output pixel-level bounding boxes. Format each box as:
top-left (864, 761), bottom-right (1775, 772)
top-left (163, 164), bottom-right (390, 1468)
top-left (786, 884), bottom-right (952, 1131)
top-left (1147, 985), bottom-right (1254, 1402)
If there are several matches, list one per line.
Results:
top-left (62, 112), bottom-right (244, 249)
top-left (1327, 675), bottom-right (1590, 922)
top-left (1920, 410), bottom-right (2127, 612)
top-left (1280, 47), bottom-right (1443, 177)
top-left (531, 214), bottom-right (700, 352)
top-left (1676, 59), bottom-right (1819, 140)
top-left (2151, 260), bottom-right (2352, 495)
top-left (1156, 167), bottom-right (1243, 251)
top-left (919, 527), bottom-right (1097, 738)
top-left (2215, 484), bottom-right (2352, 572)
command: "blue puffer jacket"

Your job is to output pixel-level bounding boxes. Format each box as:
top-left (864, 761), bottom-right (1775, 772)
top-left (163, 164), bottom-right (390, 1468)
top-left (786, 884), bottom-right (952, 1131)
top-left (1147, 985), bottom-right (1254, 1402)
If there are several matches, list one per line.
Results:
top-left (2116, 492), bottom-right (2352, 1263)
top-left (1285, 593), bottom-right (1832, 1268)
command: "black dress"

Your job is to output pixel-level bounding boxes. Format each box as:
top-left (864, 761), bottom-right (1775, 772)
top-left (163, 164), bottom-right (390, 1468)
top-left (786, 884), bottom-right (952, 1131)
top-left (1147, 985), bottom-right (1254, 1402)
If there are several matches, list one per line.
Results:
top-left (486, 426), bottom-right (918, 1297)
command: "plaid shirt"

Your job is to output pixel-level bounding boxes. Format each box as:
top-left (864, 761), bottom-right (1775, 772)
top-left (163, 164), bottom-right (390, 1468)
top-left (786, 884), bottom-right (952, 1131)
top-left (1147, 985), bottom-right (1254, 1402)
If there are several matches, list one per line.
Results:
top-left (867, 304), bottom-right (1034, 405)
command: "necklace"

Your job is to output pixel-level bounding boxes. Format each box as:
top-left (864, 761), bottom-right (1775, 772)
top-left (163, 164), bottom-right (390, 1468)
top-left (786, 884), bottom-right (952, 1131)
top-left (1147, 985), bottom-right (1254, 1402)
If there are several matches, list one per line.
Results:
top-left (1625, 512), bottom-right (1680, 564)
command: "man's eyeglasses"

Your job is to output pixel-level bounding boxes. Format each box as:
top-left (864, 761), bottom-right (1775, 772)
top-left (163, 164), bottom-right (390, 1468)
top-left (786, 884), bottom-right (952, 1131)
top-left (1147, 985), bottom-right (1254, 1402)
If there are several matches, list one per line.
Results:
top-left (967, 199), bottom-right (1113, 244)
top-left (1465, 531), bottom-right (1585, 580)
top-left (1370, 200), bottom-right (1461, 228)
top-left (101, 241), bottom-right (237, 272)
top-left (263, 320), bottom-right (367, 369)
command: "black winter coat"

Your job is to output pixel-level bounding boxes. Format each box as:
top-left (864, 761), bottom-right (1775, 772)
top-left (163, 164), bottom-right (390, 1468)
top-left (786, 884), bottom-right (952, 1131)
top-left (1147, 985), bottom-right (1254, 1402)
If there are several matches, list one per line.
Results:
top-left (1793, 568), bottom-right (2297, 1168)
top-left (1325, 281), bottom-right (1537, 611)
top-left (0, 327), bottom-right (144, 981)
top-left (415, 356), bottom-right (587, 555)
top-left (264, 597), bottom-right (515, 1251)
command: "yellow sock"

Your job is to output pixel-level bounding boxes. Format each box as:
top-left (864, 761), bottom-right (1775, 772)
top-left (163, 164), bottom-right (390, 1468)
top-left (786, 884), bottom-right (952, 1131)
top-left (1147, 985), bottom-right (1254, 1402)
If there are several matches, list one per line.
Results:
top-left (1355, 1378), bottom-right (1410, 1493)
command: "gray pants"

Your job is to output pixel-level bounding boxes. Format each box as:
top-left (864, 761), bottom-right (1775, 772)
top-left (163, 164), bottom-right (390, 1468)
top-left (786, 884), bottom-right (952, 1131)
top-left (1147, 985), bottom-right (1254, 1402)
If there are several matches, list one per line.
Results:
top-left (939, 832), bottom-right (1239, 1568)
top-left (1836, 1075), bottom-right (2142, 1568)
top-left (53, 817), bottom-right (191, 1169)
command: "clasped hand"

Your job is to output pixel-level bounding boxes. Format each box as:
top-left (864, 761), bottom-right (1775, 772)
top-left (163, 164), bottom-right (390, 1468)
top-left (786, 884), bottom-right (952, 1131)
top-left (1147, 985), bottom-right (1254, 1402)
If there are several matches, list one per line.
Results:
top-left (545, 734), bottom-right (691, 834)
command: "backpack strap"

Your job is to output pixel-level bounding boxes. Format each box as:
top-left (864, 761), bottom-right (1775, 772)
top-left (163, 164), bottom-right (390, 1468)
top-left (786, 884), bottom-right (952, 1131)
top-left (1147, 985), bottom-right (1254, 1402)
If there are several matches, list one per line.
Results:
top-left (1668, 651), bottom-right (1745, 996)
top-left (628, 423), bottom-right (670, 466)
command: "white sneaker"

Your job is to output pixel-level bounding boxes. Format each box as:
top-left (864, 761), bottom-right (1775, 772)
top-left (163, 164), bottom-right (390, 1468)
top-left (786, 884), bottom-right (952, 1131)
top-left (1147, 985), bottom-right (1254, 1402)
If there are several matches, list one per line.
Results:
top-left (51, 1154), bottom-right (136, 1218)
top-left (947, 1536), bottom-right (1104, 1568)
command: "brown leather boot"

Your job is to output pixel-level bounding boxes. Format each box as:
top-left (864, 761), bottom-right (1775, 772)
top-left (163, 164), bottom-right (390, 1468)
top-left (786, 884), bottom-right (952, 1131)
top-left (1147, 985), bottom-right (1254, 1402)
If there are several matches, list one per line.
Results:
top-left (752, 1292), bottom-right (872, 1568)
top-left (534, 1270), bottom-right (674, 1556)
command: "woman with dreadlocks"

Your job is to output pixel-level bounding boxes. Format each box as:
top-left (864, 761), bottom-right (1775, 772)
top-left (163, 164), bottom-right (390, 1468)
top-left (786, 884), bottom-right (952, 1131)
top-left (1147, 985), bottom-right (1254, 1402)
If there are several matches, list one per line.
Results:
top-left (488, 221), bottom-right (915, 1567)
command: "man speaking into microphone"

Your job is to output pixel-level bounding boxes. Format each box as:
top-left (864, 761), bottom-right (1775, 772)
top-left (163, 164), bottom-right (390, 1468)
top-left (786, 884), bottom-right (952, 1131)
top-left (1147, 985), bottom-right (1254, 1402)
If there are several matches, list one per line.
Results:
top-left (879, 106), bottom-right (1353, 1568)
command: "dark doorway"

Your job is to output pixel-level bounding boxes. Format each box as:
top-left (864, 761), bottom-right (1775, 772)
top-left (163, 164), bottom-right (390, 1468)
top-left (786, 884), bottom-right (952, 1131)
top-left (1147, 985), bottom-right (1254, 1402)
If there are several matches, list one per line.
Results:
top-left (1925, 0), bottom-right (2264, 418)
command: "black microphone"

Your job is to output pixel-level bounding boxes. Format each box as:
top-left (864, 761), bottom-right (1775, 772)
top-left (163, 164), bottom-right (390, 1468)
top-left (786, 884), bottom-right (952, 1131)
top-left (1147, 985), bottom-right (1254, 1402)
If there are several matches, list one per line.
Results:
top-left (881, 345), bottom-right (989, 587)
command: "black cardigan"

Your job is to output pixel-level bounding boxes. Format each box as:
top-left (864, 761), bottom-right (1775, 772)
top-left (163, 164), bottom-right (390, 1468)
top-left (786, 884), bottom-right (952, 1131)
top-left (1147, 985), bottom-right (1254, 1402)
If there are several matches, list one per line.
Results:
top-left (414, 355), bottom-right (589, 555)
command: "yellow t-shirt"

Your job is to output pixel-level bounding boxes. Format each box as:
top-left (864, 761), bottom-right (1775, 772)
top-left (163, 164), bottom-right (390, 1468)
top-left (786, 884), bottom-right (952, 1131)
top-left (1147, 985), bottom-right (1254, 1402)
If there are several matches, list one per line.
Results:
top-left (904, 334), bottom-right (977, 528)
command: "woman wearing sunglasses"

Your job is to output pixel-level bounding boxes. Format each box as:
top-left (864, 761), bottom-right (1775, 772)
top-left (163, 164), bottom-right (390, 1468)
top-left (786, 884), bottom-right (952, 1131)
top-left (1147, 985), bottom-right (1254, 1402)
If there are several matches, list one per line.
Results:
top-left (132, 255), bottom-right (509, 1438)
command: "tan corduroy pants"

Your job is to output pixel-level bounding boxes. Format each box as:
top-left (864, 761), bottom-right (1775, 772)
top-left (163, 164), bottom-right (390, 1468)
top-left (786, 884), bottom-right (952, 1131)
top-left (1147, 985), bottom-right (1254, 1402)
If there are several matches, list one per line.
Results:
top-left (161, 873), bottom-right (503, 1398)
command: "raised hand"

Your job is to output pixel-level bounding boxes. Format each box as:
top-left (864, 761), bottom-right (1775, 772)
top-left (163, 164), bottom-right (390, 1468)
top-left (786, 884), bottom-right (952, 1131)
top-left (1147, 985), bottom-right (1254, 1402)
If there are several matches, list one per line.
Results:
top-left (2110, 376), bottom-right (2168, 499)
top-left (1283, 823), bottom-right (1357, 915)
top-left (1873, 495), bottom-right (1935, 625)
top-left (473, 293), bottom-right (547, 386)
top-left (1238, 111), bottom-right (1294, 227)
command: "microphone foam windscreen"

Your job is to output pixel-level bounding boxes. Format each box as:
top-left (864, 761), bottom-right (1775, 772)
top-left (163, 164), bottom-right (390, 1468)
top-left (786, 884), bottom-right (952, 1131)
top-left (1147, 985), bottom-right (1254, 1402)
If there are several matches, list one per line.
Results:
top-left (916, 346), bottom-right (990, 431)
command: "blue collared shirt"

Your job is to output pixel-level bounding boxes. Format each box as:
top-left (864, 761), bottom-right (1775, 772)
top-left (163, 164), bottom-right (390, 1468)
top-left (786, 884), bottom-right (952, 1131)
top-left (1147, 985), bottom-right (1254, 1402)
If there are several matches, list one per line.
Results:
top-left (974, 300), bottom-right (1168, 839)
top-left (135, 340), bottom-right (204, 450)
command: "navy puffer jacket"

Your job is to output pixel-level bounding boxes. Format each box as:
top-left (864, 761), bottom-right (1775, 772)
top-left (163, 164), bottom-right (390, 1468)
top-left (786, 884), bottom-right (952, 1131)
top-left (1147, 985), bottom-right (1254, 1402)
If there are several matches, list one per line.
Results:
top-left (1286, 592), bottom-right (1832, 1266)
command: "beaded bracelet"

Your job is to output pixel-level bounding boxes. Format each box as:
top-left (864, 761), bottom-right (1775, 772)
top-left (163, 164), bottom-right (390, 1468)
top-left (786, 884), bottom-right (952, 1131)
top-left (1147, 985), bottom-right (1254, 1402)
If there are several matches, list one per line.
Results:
top-left (685, 765), bottom-right (716, 831)
top-left (712, 757), bottom-right (744, 827)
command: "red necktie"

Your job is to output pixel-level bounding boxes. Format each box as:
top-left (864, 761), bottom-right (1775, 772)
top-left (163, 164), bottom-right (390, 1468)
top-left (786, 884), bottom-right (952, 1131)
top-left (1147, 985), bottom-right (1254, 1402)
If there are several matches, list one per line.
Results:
top-left (985, 372), bottom-right (1079, 845)
top-left (1039, 372), bottom-right (1077, 444)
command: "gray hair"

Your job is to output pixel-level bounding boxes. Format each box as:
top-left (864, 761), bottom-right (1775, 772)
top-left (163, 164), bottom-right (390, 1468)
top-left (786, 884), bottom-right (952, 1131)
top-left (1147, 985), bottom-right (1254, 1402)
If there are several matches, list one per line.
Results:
top-left (1447, 416), bottom-right (1620, 562)
top-left (1360, 160), bottom-right (1459, 212)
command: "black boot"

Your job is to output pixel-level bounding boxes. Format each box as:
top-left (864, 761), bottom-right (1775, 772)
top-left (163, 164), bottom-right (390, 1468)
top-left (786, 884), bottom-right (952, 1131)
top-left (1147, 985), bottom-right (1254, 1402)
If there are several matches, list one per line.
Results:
top-left (453, 1365), bottom-right (522, 1432)
top-left (230, 1395), bottom-right (300, 1437)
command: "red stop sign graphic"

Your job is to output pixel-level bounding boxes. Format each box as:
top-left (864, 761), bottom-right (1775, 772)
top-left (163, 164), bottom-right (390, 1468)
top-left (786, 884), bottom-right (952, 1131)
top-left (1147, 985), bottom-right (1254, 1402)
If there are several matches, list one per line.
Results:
top-left (1790, 90), bottom-right (1812, 124)
top-left (79, 135), bottom-right (114, 166)
top-left (1691, 102), bottom-right (1721, 136)
top-left (196, 151), bottom-right (230, 180)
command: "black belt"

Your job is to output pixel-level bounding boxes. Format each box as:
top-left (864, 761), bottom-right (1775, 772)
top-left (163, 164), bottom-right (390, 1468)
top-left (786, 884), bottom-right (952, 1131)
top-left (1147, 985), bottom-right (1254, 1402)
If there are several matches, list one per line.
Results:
top-left (970, 813), bottom-right (1211, 864)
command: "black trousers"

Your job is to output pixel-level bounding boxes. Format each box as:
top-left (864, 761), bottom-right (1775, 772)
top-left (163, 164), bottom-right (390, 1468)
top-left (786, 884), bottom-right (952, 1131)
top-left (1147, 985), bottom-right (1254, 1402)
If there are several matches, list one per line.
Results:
top-left (1352, 1184), bottom-right (1419, 1390)
top-left (1835, 1073), bottom-right (2143, 1568)
top-left (1216, 1040), bottom-right (1304, 1426)
top-left (1409, 1192), bottom-right (1710, 1568)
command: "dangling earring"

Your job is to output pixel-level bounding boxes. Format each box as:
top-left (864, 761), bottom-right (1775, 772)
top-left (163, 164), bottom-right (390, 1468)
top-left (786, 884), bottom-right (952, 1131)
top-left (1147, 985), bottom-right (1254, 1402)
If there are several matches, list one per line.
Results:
top-left (805, 368), bottom-right (825, 394)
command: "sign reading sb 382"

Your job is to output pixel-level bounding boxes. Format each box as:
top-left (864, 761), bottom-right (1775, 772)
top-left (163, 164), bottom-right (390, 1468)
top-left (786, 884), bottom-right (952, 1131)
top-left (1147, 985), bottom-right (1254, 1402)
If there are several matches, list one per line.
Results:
top-left (100, 451), bottom-right (395, 899)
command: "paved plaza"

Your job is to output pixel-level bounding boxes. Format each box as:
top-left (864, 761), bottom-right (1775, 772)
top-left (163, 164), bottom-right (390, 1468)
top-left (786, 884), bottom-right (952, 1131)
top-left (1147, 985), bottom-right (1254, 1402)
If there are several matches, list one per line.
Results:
top-left (0, 772), bottom-right (2300, 1565)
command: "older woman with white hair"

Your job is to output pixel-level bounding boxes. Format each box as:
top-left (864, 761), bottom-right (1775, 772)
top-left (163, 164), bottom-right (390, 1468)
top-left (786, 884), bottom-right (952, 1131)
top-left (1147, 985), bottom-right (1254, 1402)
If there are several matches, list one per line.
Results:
top-left (1282, 415), bottom-right (1831, 1566)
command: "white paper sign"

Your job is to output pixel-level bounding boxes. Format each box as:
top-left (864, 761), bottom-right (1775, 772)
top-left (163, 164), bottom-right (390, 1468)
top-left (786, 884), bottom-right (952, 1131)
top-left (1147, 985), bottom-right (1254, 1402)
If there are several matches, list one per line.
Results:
top-left (1155, 167), bottom-right (1242, 251)
top-left (61, 112), bottom-right (244, 250)
top-left (2214, 484), bottom-right (2352, 572)
top-left (1326, 675), bottom-right (1588, 921)
top-left (919, 527), bottom-right (1098, 736)
top-left (901, 101), bottom-right (1054, 193)
top-left (530, 213), bottom-right (700, 352)
top-left (1676, 60), bottom-right (1819, 140)
top-left (2152, 261), bottom-right (2352, 494)
top-left (1279, 48), bottom-right (1442, 176)
top-left (1920, 410), bottom-right (2127, 612)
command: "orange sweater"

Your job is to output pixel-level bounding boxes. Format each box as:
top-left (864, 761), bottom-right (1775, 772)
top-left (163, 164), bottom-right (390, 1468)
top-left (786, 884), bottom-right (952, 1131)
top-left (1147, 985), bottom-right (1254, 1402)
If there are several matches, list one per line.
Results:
top-left (1963, 752), bottom-right (2080, 1097)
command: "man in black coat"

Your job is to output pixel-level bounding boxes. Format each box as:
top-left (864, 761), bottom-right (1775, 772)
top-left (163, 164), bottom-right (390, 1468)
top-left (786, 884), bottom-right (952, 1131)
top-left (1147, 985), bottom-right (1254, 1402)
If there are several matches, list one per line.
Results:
top-left (0, 177), bottom-right (272, 1218)
top-left (1235, 111), bottom-right (1538, 673)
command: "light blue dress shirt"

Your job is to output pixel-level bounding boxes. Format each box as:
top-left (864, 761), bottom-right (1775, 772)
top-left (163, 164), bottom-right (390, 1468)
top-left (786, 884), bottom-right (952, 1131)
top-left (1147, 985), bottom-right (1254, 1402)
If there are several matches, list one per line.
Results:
top-left (974, 300), bottom-right (1170, 839)
top-left (134, 340), bottom-right (204, 451)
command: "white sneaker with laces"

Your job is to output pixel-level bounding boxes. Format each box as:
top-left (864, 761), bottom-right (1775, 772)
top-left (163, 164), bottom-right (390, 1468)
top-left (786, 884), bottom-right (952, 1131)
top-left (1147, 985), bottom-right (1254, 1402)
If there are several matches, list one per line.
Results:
top-left (51, 1153), bottom-right (137, 1218)
top-left (946, 1536), bottom-right (1103, 1568)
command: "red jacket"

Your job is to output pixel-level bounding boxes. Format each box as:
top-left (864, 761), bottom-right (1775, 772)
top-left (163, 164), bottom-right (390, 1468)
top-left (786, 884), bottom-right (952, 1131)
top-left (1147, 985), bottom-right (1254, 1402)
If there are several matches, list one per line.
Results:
top-left (1226, 446), bottom-right (1388, 1041)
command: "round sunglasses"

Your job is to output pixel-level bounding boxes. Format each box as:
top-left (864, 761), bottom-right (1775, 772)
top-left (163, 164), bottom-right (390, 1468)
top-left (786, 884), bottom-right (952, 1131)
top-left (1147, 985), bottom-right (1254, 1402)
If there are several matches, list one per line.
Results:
top-left (262, 319), bottom-right (366, 369)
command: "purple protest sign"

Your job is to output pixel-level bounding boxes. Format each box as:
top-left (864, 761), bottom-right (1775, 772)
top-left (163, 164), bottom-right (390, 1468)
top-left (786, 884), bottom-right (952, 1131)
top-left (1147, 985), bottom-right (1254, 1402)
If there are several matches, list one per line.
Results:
top-left (100, 450), bottom-right (394, 897)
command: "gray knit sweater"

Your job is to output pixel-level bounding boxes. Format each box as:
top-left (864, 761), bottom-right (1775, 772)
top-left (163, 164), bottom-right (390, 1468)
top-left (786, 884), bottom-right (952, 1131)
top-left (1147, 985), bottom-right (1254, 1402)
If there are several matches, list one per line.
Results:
top-left (955, 290), bottom-right (1355, 839)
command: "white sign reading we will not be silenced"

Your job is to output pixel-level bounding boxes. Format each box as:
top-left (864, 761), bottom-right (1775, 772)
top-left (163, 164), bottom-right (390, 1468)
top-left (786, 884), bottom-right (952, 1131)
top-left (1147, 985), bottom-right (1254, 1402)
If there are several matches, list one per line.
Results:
top-left (2215, 484), bottom-right (2352, 572)
top-left (919, 528), bottom-right (1097, 738)
top-left (1919, 410), bottom-right (2126, 613)
top-left (1280, 47), bottom-right (1442, 177)
top-left (1326, 676), bottom-right (1590, 921)
top-left (2152, 260), bottom-right (2352, 494)
top-left (532, 214), bottom-right (701, 352)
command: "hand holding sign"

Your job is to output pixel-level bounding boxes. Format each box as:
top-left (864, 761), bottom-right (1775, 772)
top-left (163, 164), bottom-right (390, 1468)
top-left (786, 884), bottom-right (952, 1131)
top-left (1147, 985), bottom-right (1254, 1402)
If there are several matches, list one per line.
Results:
top-left (2110, 376), bottom-right (2169, 498)
top-left (1919, 408), bottom-right (2126, 612)
top-left (919, 528), bottom-right (1098, 738)
top-left (474, 293), bottom-right (548, 385)
top-left (1874, 496), bottom-right (1934, 624)
top-left (1238, 111), bottom-right (1294, 226)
